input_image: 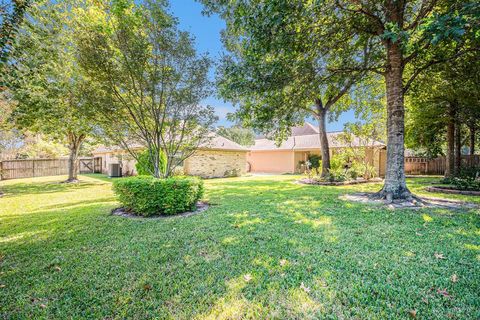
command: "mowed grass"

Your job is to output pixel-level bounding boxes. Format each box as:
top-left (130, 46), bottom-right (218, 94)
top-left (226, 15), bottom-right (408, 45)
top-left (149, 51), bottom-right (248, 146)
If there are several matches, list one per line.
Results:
top-left (0, 174), bottom-right (479, 319)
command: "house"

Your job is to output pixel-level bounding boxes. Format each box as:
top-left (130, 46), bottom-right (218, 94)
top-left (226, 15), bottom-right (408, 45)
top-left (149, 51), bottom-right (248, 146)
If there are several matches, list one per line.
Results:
top-left (92, 134), bottom-right (249, 178)
top-left (246, 123), bottom-right (387, 176)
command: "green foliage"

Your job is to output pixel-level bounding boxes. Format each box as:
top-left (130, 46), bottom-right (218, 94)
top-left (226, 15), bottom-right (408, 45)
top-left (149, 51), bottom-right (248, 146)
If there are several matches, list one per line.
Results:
top-left (307, 154), bottom-right (321, 170)
top-left (217, 126), bottom-right (255, 146)
top-left (441, 166), bottom-right (480, 190)
top-left (112, 176), bottom-right (204, 216)
top-left (135, 149), bottom-right (167, 177)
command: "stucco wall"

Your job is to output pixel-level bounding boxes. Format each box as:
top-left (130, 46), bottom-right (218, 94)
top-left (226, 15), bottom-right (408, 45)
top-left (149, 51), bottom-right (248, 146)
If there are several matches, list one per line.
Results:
top-left (247, 150), bottom-right (295, 173)
top-left (95, 152), bottom-right (137, 176)
top-left (184, 150), bottom-right (247, 178)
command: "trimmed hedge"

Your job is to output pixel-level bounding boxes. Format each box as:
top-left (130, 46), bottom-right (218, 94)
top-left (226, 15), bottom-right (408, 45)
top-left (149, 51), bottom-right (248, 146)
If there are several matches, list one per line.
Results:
top-left (112, 176), bottom-right (204, 216)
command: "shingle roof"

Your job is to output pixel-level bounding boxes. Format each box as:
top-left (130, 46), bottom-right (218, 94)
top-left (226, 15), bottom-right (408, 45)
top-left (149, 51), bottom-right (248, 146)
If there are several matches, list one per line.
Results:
top-left (250, 131), bottom-right (385, 151)
top-left (92, 134), bottom-right (248, 154)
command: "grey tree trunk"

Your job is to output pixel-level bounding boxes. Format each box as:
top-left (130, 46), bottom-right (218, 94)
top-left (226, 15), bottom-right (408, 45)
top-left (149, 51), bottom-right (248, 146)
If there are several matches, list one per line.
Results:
top-left (66, 133), bottom-right (85, 183)
top-left (316, 100), bottom-right (330, 178)
top-left (445, 113), bottom-right (455, 178)
top-left (454, 122), bottom-right (461, 175)
top-left (378, 42), bottom-right (410, 200)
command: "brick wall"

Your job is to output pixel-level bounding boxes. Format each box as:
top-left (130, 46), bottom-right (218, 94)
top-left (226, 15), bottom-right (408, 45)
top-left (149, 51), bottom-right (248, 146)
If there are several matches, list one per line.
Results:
top-left (184, 150), bottom-right (247, 178)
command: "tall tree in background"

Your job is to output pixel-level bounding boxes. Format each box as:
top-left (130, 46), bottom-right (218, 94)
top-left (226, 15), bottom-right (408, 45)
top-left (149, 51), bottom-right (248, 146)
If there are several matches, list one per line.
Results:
top-left (203, 2), bottom-right (376, 177)
top-left (76, 0), bottom-right (216, 178)
top-left (204, 0), bottom-right (478, 199)
top-left (8, 0), bottom-right (96, 182)
top-left (406, 49), bottom-right (480, 177)
top-left (217, 125), bottom-right (255, 147)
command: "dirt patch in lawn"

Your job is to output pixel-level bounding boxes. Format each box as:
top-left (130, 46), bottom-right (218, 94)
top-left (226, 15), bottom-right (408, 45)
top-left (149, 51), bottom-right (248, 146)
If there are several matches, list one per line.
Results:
top-left (340, 192), bottom-right (477, 210)
top-left (425, 186), bottom-right (480, 196)
top-left (111, 201), bottom-right (210, 219)
top-left (298, 177), bottom-right (383, 186)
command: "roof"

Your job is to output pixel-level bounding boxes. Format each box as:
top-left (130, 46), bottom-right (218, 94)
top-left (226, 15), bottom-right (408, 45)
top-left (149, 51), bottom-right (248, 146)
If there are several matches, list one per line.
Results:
top-left (250, 131), bottom-right (385, 151)
top-left (92, 134), bottom-right (248, 154)
top-left (291, 122), bottom-right (319, 136)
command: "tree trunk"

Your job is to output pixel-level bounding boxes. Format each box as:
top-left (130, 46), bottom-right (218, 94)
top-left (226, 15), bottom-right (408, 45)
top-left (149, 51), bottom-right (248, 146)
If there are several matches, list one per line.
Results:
top-left (66, 133), bottom-right (85, 183)
top-left (378, 42), bottom-right (410, 200)
top-left (445, 110), bottom-right (455, 178)
top-left (469, 124), bottom-right (475, 156)
top-left (316, 99), bottom-right (330, 178)
top-left (454, 122), bottom-right (461, 175)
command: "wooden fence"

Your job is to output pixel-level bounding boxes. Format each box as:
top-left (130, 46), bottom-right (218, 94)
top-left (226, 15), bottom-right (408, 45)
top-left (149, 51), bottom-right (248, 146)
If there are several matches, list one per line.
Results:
top-left (0, 157), bottom-right (102, 180)
top-left (404, 155), bottom-right (480, 175)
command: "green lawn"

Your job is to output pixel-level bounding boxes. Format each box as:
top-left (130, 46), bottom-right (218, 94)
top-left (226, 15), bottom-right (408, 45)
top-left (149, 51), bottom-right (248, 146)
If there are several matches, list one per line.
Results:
top-left (0, 175), bottom-right (479, 319)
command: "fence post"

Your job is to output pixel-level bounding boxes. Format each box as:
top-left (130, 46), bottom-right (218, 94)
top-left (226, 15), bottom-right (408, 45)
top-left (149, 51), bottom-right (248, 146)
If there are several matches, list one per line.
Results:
top-left (0, 161), bottom-right (3, 181)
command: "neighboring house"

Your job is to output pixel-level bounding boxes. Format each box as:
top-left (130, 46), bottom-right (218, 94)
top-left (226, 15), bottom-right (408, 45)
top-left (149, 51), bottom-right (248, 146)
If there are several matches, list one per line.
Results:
top-left (247, 123), bottom-right (387, 176)
top-left (92, 134), bottom-right (248, 178)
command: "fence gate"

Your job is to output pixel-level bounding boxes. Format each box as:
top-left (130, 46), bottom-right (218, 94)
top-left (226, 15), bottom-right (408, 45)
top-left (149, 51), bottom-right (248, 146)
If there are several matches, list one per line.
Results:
top-left (79, 158), bottom-right (94, 174)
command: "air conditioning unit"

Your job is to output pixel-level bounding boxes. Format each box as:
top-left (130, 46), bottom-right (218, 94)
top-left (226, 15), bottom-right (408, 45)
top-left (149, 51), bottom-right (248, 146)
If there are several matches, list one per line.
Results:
top-left (109, 163), bottom-right (122, 178)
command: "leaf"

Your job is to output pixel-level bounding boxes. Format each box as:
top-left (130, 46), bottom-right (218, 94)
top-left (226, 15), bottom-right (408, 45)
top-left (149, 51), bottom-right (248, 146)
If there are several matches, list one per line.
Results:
top-left (243, 274), bottom-right (252, 282)
top-left (437, 288), bottom-right (450, 297)
top-left (408, 309), bottom-right (417, 318)
top-left (450, 274), bottom-right (458, 283)
top-left (279, 259), bottom-right (287, 266)
top-left (300, 282), bottom-right (310, 293)
top-left (434, 253), bottom-right (445, 259)
top-left (143, 284), bottom-right (152, 291)
top-left (54, 266), bottom-right (62, 272)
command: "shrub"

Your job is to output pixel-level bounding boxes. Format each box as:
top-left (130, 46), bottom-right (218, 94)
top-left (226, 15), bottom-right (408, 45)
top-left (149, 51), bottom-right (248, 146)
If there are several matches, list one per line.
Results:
top-left (307, 154), bottom-right (321, 169)
top-left (112, 176), bottom-right (204, 216)
top-left (135, 149), bottom-right (167, 176)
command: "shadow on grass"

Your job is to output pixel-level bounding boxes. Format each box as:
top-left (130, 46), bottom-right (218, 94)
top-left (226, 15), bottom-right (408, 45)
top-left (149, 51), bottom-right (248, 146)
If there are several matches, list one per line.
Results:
top-left (1, 176), bottom-right (479, 318)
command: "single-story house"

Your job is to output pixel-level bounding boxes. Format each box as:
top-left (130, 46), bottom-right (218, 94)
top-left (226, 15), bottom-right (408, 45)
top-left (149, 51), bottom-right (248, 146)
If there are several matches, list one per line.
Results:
top-left (92, 134), bottom-right (249, 178)
top-left (247, 123), bottom-right (387, 176)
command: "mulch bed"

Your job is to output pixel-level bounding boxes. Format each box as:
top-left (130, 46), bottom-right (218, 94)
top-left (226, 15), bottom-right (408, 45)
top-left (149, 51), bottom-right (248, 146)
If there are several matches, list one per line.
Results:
top-left (425, 186), bottom-right (480, 196)
top-left (340, 192), bottom-right (477, 210)
top-left (298, 177), bottom-right (383, 186)
top-left (111, 201), bottom-right (210, 219)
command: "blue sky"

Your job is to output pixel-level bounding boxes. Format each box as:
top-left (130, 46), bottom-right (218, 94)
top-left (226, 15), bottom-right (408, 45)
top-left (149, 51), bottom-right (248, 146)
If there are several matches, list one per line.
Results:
top-left (169, 0), bottom-right (355, 131)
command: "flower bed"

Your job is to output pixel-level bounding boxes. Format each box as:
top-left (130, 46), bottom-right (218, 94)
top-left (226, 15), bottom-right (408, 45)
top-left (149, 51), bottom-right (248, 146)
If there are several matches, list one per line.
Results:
top-left (425, 186), bottom-right (480, 196)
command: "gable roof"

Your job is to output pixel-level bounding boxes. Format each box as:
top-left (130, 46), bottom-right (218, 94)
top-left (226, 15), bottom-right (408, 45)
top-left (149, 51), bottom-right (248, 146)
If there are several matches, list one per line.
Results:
top-left (92, 133), bottom-right (248, 154)
top-left (291, 122), bottom-right (319, 136)
top-left (251, 131), bottom-right (385, 151)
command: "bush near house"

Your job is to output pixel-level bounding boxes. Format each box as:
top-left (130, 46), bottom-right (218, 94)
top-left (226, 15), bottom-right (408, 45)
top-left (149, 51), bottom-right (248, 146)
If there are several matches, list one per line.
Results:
top-left (112, 176), bottom-right (203, 216)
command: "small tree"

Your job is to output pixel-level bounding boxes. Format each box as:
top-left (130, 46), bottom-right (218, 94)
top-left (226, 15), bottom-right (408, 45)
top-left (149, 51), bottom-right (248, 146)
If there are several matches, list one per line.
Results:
top-left (8, 0), bottom-right (96, 182)
top-left (77, 0), bottom-right (217, 178)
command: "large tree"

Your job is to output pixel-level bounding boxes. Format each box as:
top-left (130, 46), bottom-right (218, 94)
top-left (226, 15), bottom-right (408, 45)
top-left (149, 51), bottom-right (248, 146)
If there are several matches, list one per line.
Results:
top-left (203, 0), bottom-right (478, 199)
top-left (204, 1), bottom-right (376, 177)
top-left (8, 0), bottom-right (96, 182)
top-left (76, 0), bottom-right (217, 178)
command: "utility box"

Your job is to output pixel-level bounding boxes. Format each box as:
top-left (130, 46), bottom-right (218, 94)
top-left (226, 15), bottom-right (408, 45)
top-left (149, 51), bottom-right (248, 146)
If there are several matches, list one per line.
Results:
top-left (108, 163), bottom-right (122, 178)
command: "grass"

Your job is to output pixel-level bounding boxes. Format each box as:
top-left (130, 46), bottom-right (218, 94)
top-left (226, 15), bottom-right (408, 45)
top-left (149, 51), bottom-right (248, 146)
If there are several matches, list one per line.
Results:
top-left (0, 174), bottom-right (479, 319)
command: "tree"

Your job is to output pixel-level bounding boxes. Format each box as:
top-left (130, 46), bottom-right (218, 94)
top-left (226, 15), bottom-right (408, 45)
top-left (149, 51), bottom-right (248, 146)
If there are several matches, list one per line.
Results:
top-left (203, 1), bottom-right (376, 177)
top-left (1, 0), bottom-right (31, 69)
top-left (76, 0), bottom-right (217, 178)
top-left (217, 125), bottom-right (255, 146)
top-left (8, 0), bottom-right (96, 182)
top-left (203, 0), bottom-right (478, 199)
top-left (406, 49), bottom-right (480, 176)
